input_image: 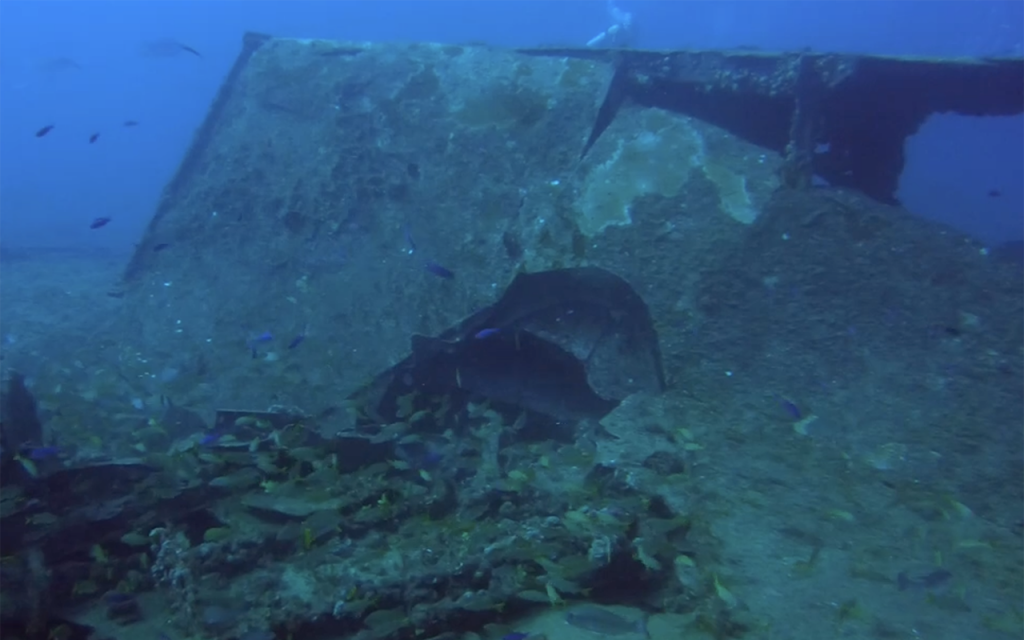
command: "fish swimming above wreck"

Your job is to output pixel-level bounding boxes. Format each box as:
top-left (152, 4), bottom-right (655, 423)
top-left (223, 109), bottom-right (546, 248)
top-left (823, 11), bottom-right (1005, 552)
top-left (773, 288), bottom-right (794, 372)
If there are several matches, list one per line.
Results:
top-left (139, 38), bottom-right (203, 59)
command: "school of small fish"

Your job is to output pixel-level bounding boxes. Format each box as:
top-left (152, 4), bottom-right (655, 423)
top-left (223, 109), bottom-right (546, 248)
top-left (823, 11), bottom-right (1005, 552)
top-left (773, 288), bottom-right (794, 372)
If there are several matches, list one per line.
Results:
top-left (30, 40), bottom-right (202, 230)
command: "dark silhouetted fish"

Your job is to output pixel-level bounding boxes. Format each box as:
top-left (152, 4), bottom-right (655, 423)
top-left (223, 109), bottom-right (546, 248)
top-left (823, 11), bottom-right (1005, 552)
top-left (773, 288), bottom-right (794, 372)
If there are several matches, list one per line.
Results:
top-left (35, 125), bottom-right (54, 137)
top-left (287, 323), bottom-right (310, 350)
top-left (123, 120), bottom-right (140, 127)
top-left (89, 133), bottom-right (100, 144)
top-left (90, 217), bottom-right (111, 229)
top-left (424, 260), bottom-right (454, 279)
top-left (897, 568), bottom-right (952, 592)
top-left (140, 38), bottom-right (203, 59)
top-left (178, 43), bottom-right (202, 58)
top-left (0, 372), bottom-right (43, 453)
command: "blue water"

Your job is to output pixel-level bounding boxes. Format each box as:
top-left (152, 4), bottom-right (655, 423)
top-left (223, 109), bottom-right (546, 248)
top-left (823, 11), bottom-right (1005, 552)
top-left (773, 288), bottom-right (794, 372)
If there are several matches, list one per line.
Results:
top-left (0, 0), bottom-right (1021, 250)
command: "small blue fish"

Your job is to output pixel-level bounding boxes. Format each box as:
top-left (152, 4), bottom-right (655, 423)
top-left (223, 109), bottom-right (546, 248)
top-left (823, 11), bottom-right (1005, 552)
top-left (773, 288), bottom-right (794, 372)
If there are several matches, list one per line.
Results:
top-left (474, 328), bottom-right (500, 340)
top-left (424, 260), bottom-right (454, 279)
top-left (21, 446), bottom-right (61, 461)
top-left (503, 633), bottom-right (529, 640)
top-left (775, 394), bottom-right (802, 420)
top-left (246, 331), bottom-right (274, 357)
top-left (395, 441), bottom-right (445, 471)
top-left (103, 591), bottom-right (135, 604)
top-left (288, 324), bottom-right (309, 350)
top-left (199, 432), bottom-right (224, 446)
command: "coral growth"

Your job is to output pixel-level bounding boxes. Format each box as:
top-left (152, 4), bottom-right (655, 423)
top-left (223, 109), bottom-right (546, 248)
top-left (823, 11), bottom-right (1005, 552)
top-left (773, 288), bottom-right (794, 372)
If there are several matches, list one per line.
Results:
top-left (149, 527), bottom-right (198, 632)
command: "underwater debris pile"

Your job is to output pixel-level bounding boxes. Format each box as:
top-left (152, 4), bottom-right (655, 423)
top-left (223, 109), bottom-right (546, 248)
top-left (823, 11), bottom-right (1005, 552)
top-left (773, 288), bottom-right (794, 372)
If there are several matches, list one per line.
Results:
top-left (0, 375), bottom-right (754, 639)
top-left (150, 393), bottom-right (709, 637)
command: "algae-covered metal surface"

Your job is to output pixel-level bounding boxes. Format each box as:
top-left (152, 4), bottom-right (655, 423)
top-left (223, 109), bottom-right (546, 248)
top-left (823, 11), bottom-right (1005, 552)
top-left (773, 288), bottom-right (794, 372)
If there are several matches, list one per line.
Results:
top-left (116, 36), bottom-right (787, 420)
top-left (109, 34), bottom-right (1023, 433)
